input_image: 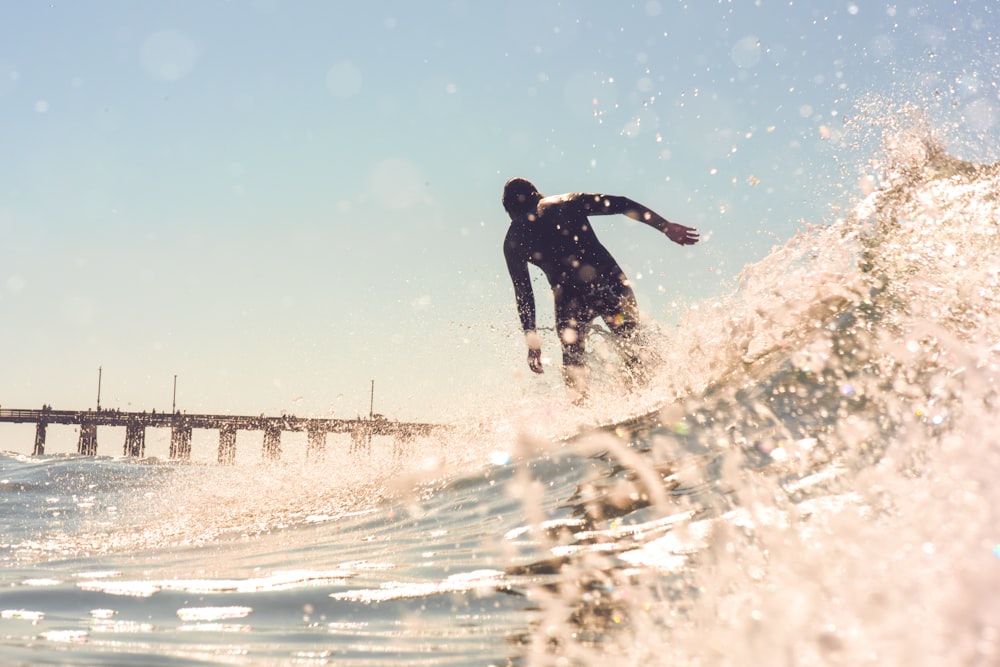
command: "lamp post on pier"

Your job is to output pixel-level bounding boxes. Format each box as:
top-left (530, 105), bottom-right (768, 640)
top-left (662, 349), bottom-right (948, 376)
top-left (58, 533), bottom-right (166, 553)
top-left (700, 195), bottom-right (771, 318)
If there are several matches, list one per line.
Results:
top-left (96, 366), bottom-right (102, 412)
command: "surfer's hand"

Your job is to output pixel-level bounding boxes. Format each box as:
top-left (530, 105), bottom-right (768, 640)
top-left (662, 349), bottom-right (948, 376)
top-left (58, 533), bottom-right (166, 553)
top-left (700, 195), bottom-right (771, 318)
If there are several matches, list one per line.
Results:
top-left (663, 221), bottom-right (699, 246)
top-left (527, 347), bottom-right (544, 374)
top-left (524, 331), bottom-right (544, 374)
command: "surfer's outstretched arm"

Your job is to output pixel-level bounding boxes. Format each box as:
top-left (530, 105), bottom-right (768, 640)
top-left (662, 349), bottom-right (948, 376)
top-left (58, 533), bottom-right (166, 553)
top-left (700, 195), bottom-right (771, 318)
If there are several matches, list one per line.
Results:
top-left (578, 194), bottom-right (700, 246)
top-left (629, 205), bottom-right (700, 246)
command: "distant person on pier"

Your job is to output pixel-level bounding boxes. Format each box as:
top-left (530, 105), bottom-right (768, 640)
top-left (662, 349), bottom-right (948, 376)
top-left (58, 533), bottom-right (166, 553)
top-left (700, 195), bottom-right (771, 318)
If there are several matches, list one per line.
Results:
top-left (501, 177), bottom-right (699, 401)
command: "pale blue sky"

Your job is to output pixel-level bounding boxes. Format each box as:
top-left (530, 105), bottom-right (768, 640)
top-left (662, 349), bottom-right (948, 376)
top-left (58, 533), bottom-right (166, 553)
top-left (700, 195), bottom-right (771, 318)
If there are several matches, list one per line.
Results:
top-left (1, 1), bottom-right (997, 423)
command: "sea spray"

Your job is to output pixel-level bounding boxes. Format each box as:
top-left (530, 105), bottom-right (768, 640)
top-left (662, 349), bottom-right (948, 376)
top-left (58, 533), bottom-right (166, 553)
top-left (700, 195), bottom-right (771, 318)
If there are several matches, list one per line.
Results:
top-left (506, 121), bottom-right (1000, 665)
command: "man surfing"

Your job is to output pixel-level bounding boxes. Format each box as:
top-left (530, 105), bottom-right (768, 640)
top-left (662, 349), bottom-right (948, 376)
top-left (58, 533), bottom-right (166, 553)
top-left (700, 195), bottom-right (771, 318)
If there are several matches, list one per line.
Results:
top-left (502, 177), bottom-right (699, 401)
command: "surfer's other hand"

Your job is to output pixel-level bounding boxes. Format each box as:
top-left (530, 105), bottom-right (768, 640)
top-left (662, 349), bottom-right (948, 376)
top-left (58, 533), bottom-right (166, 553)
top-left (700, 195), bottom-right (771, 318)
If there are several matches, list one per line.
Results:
top-left (664, 221), bottom-right (699, 246)
top-left (527, 347), bottom-right (544, 374)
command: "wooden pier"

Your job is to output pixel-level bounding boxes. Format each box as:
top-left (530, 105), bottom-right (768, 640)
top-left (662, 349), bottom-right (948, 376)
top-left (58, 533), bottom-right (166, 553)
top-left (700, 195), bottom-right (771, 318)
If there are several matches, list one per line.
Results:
top-left (0, 407), bottom-right (448, 463)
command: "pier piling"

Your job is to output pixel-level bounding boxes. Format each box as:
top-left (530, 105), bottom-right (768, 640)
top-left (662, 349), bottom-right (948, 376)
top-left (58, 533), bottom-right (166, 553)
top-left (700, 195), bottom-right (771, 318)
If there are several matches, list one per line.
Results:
top-left (33, 422), bottom-right (47, 456)
top-left (170, 424), bottom-right (192, 460)
top-left (124, 418), bottom-right (145, 457)
top-left (306, 423), bottom-right (327, 461)
top-left (262, 423), bottom-right (282, 462)
top-left (218, 424), bottom-right (237, 465)
top-left (78, 422), bottom-right (98, 456)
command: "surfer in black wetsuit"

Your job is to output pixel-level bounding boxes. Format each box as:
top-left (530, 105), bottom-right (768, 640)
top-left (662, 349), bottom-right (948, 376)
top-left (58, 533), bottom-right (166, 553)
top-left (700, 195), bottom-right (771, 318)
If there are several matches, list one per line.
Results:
top-left (502, 177), bottom-right (699, 399)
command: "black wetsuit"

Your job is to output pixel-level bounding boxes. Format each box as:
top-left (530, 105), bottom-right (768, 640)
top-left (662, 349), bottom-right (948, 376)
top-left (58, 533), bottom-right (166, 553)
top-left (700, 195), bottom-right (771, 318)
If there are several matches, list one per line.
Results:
top-left (503, 193), bottom-right (640, 368)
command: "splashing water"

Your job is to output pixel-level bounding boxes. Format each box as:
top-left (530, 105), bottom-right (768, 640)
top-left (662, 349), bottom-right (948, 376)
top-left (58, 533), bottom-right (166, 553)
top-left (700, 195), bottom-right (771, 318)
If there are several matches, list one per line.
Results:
top-left (502, 112), bottom-right (1000, 665)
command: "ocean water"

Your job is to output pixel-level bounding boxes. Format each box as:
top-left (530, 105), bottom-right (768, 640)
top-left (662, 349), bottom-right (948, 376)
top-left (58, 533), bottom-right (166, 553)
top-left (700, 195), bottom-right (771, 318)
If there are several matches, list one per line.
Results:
top-left (3, 122), bottom-right (1000, 666)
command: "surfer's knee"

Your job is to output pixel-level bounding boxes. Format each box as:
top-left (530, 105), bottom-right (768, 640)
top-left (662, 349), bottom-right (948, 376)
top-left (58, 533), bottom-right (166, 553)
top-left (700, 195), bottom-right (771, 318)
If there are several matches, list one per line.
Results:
top-left (559, 320), bottom-right (582, 346)
top-left (561, 339), bottom-right (585, 368)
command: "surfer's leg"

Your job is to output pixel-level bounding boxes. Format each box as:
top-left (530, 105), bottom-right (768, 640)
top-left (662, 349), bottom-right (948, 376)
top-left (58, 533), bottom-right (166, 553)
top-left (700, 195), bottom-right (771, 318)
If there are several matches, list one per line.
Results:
top-left (558, 319), bottom-right (589, 403)
top-left (600, 285), bottom-right (647, 387)
top-left (556, 298), bottom-right (591, 403)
